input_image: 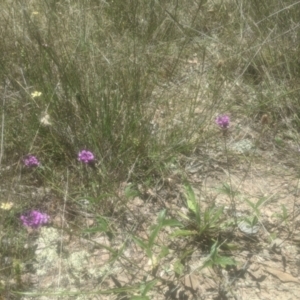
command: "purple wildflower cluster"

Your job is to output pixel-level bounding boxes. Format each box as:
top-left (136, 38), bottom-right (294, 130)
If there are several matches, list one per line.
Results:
top-left (23, 150), bottom-right (95, 168)
top-left (23, 155), bottom-right (40, 167)
top-left (20, 150), bottom-right (95, 228)
top-left (216, 115), bottom-right (230, 129)
top-left (78, 150), bottom-right (95, 164)
top-left (20, 210), bottom-right (49, 228)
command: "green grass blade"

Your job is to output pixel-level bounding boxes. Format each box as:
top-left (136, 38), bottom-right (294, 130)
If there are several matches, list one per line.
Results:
top-left (171, 229), bottom-right (198, 237)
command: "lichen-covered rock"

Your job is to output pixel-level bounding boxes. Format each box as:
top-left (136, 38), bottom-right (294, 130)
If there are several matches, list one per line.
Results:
top-left (229, 139), bottom-right (254, 155)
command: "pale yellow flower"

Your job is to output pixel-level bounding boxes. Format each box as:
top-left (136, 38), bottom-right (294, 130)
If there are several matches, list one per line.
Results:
top-left (31, 91), bottom-right (42, 98)
top-left (0, 202), bottom-right (14, 210)
top-left (40, 113), bottom-right (52, 126)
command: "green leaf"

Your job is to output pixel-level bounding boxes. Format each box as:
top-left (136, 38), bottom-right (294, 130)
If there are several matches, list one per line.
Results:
top-left (184, 184), bottom-right (197, 214)
top-left (161, 219), bottom-right (183, 227)
top-left (269, 232), bottom-right (277, 240)
top-left (198, 224), bottom-right (209, 236)
top-left (140, 279), bottom-right (158, 296)
top-left (201, 259), bottom-right (214, 270)
top-left (179, 249), bottom-right (194, 261)
top-left (210, 207), bottom-right (224, 224)
top-left (176, 211), bottom-right (191, 221)
top-left (204, 208), bottom-right (210, 224)
top-left (209, 240), bottom-right (219, 259)
top-left (221, 242), bottom-right (239, 251)
top-left (243, 215), bottom-right (258, 227)
top-left (148, 211), bottom-right (166, 248)
top-left (218, 183), bottom-right (239, 197)
top-left (220, 218), bottom-right (235, 229)
top-left (132, 236), bottom-right (149, 251)
top-left (157, 246), bottom-right (169, 261)
top-left (255, 197), bottom-right (268, 209)
top-left (171, 229), bottom-right (198, 237)
top-left (281, 204), bottom-right (288, 220)
top-left (173, 260), bottom-right (184, 275)
top-left (244, 198), bottom-right (256, 210)
top-left (125, 184), bottom-right (140, 199)
top-left (214, 256), bottom-right (236, 268)
top-left (82, 216), bottom-right (109, 233)
top-left (130, 297), bottom-right (150, 300)
top-left (157, 209), bottom-right (166, 223)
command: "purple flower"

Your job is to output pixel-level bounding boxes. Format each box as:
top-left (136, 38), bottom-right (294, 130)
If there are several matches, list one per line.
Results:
top-left (216, 115), bottom-right (230, 129)
top-left (23, 155), bottom-right (40, 167)
top-left (20, 210), bottom-right (49, 228)
top-left (78, 150), bottom-right (95, 164)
